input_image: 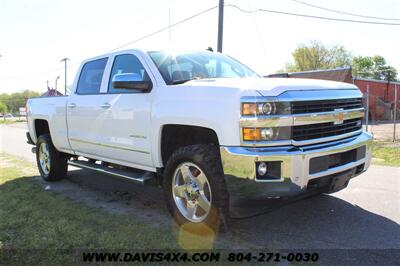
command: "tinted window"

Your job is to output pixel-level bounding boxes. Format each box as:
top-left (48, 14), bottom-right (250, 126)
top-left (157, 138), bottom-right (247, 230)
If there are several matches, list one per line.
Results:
top-left (76, 58), bottom-right (108, 94)
top-left (108, 54), bottom-right (151, 93)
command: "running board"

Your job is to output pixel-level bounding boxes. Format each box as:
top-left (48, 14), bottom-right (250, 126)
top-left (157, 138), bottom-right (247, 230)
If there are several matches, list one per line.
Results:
top-left (68, 160), bottom-right (155, 185)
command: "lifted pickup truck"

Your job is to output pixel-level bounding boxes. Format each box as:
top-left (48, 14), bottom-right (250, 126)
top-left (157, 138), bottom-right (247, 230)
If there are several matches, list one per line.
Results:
top-left (27, 49), bottom-right (372, 230)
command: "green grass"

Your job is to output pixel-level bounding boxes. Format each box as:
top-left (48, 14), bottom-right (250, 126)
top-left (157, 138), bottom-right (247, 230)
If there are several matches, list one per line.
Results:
top-left (0, 154), bottom-right (239, 265)
top-left (0, 118), bottom-right (25, 124)
top-left (0, 119), bottom-right (16, 124)
top-left (371, 142), bottom-right (400, 167)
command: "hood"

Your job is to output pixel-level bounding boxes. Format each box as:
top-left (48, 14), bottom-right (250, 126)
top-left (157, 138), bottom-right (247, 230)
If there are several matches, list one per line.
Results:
top-left (184, 77), bottom-right (358, 97)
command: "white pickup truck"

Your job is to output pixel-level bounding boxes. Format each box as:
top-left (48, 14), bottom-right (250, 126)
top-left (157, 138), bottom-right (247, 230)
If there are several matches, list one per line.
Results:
top-left (27, 49), bottom-right (372, 230)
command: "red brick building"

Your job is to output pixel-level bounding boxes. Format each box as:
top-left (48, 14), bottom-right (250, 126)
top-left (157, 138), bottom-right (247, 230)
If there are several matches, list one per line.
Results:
top-left (354, 78), bottom-right (399, 121)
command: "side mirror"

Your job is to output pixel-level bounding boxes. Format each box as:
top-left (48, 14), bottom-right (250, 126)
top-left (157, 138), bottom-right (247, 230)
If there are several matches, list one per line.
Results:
top-left (112, 73), bottom-right (152, 91)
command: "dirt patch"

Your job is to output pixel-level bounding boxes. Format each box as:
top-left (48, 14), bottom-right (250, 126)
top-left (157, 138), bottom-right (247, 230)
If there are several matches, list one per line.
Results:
top-left (368, 122), bottom-right (400, 142)
top-left (34, 172), bottom-right (171, 229)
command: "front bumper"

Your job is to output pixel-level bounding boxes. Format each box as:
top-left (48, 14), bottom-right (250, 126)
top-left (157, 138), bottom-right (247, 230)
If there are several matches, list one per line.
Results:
top-left (220, 132), bottom-right (373, 201)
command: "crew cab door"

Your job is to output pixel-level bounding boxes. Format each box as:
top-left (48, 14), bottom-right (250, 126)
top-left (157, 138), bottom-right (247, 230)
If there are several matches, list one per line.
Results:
top-left (67, 57), bottom-right (111, 157)
top-left (94, 52), bottom-right (153, 169)
top-left (67, 52), bottom-right (154, 170)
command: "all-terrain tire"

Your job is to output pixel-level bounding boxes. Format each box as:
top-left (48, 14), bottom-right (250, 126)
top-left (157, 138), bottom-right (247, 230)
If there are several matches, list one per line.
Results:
top-left (36, 134), bottom-right (68, 181)
top-left (163, 144), bottom-right (229, 232)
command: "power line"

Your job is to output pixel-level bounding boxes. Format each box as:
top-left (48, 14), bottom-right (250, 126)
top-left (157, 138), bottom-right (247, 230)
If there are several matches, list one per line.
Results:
top-left (225, 3), bottom-right (400, 26)
top-left (290, 0), bottom-right (400, 21)
top-left (0, 62), bottom-right (80, 80)
top-left (108, 5), bottom-right (218, 52)
top-left (1, 66), bottom-right (65, 79)
top-left (1, 5), bottom-right (218, 80)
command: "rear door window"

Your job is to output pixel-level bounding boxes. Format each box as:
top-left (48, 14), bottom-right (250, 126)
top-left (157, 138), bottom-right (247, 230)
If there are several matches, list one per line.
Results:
top-left (76, 58), bottom-right (108, 94)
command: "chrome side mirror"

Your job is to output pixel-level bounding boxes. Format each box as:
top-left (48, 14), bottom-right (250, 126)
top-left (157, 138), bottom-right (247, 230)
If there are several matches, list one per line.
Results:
top-left (112, 73), bottom-right (152, 91)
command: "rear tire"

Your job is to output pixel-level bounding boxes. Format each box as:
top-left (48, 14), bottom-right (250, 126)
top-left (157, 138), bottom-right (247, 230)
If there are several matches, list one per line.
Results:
top-left (163, 144), bottom-right (229, 232)
top-left (36, 134), bottom-right (68, 181)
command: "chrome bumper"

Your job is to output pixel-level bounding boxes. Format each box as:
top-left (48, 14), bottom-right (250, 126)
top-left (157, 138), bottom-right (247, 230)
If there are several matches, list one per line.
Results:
top-left (220, 132), bottom-right (373, 200)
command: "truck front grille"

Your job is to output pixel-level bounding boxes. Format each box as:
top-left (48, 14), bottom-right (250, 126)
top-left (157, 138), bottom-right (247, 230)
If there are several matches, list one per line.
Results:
top-left (291, 98), bottom-right (362, 114)
top-left (293, 118), bottom-right (362, 141)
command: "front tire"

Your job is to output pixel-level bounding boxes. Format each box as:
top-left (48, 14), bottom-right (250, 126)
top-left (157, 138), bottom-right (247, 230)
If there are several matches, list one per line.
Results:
top-left (36, 134), bottom-right (68, 181)
top-left (163, 144), bottom-right (229, 232)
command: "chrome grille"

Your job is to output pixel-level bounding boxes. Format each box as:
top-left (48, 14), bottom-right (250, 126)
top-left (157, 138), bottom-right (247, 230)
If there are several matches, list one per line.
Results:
top-left (293, 118), bottom-right (362, 141)
top-left (291, 98), bottom-right (363, 114)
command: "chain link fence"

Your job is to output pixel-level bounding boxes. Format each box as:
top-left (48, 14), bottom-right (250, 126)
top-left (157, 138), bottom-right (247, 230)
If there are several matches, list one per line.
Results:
top-left (363, 83), bottom-right (399, 142)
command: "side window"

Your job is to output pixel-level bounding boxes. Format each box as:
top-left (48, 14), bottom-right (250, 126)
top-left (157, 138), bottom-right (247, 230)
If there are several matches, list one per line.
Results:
top-left (76, 58), bottom-right (108, 94)
top-left (108, 54), bottom-right (151, 93)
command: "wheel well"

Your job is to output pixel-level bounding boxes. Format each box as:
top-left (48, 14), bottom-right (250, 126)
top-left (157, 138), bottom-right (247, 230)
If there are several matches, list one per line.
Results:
top-left (34, 119), bottom-right (50, 138)
top-left (161, 125), bottom-right (219, 165)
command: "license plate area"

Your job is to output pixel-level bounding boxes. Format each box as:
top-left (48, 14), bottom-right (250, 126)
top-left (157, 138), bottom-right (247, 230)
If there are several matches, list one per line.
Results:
top-left (328, 168), bottom-right (355, 193)
top-left (309, 146), bottom-right (366, 175)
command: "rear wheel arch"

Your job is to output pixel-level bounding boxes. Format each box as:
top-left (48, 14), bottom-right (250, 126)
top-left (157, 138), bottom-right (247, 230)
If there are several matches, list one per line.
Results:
top-left (34, 119), bottom-right (50, 139)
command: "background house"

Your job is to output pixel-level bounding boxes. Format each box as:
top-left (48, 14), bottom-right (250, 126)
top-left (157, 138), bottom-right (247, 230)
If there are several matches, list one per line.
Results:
top-left (41, 89), bottom-right (63, 97)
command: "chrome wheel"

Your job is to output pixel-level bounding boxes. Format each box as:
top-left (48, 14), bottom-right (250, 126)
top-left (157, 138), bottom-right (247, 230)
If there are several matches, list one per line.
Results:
top-left (39, 142), bottom-right (50, 175)
top-left (172, 162), bottom-right (212, 223)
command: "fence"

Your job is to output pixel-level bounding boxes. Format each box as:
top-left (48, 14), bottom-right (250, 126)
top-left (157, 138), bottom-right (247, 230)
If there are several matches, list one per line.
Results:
top-left (360, 81), bottom-right (399, 142)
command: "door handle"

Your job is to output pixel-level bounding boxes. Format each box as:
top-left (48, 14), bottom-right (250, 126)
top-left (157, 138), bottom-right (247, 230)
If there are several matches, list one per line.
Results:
top-left (67, 103), bottom-right (76, 108)
top-left (100, 103), bottom-right (111, 109)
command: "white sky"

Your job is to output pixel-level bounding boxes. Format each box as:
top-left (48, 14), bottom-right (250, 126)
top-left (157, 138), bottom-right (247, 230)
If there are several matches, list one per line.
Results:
top-left (0, 0), bottom-right (399, 94)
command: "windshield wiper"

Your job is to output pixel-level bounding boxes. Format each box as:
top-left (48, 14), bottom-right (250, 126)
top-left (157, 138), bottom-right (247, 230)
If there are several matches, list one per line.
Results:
top-left (171, 79), bottom-right (191, 85)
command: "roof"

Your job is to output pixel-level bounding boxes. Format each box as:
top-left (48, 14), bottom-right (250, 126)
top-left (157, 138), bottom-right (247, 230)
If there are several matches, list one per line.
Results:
top-left (267, 67), bottom-right (353, 83)
top-left (41, 89), bottom-right (63, 97)
top-left (354, 77), bottom-right (400, 85)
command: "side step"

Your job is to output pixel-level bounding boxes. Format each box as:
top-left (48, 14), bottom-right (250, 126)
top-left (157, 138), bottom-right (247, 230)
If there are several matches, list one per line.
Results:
top-left (68, 159), bottom-right (155, 185)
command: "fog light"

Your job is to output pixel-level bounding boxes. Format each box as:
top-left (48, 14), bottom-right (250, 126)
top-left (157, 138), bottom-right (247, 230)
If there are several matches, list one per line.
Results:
top-left (260, 128), bottom-right (274, 140)
top-left (257, 162), bottom-right (268, 176)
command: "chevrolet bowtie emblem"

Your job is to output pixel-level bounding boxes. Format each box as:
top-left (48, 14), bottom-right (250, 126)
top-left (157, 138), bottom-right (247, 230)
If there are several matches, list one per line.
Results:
top-left (334, 108), bottom-right (345, 125)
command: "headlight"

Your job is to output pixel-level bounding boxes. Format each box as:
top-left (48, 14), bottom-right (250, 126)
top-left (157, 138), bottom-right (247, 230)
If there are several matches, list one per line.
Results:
top-left (243, 127), bottom-right (291, 141)
top-left (242, 102), bottom-right (290, 116)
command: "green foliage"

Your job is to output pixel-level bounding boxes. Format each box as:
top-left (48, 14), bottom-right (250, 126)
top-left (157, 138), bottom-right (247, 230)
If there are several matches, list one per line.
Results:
top-left (285, 40), bottom-right (352, 72)
top-left (284, 40), bottom-right (398, 82)
top-left (0, 90), bottom-right (40, 114)
top-left (0, 101), bottom-right (7, 113)
top-left (352, 55), bottom-right (398, 81)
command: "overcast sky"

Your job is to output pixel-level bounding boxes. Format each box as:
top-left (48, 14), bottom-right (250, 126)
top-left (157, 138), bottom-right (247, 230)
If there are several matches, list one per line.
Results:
top-left (0, 0), bottom-right (399, 94)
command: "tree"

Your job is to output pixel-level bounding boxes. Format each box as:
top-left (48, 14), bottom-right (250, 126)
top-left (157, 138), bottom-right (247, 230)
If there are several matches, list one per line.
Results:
top-left (353, 55), bottom-right (398, 101)
top-left (0, 102), bottom-right (8, 113)
top-left (0, 90), bottom-right (40, 113)
top-left (352, 55), bottom-right (398, 81)
top-left (285, 40), bottom-right (352, 72)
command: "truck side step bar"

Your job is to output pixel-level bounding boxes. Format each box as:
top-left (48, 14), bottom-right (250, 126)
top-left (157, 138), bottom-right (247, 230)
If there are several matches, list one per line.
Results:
top-left (68, 159), bottom-right (155, 185)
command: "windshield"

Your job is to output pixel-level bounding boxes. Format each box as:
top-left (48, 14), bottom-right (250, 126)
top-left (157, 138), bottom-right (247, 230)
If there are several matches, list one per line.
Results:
top-left (148, 51), bottom-right (260, 85)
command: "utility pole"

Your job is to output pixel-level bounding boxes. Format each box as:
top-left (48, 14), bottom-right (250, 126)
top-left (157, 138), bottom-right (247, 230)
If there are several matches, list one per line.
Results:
top-left (168, 9), bottom-right (172, 46)
top-left (217, 0), bottom-right (224, 53)
top-left (60, 58), bottom-right (70, 95)
top-left (394, 84), bottom-right (398, 142)
top-left (0, 54), bottom-right (2, 91)
top-left (55, 76), bottom-right (60, 91)
top-left (365, 83), bottom-right (370, 132)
